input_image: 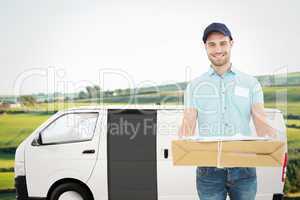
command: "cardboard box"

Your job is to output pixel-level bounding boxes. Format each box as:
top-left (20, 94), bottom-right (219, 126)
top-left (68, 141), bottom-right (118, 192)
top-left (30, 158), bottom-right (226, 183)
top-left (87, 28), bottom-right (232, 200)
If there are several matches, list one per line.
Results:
top-left (171, 140), bottom-right (285, 167)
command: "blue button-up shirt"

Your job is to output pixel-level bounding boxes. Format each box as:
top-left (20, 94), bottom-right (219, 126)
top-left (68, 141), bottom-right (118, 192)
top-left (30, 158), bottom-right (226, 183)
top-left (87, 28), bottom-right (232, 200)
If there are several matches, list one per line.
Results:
top-left (184, 66), bottom-right (264, 136)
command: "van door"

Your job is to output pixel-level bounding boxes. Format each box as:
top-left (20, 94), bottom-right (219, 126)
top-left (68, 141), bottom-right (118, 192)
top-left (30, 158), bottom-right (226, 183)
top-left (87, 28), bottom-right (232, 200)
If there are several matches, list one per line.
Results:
top-left (251, 109), bottom-right (287, 199)
top-left (107, 109), bottom-right (157, 200)
top-left (156, 109), bottom-right (198, 200)
top-left (25, 111), bottom-right (101, 197)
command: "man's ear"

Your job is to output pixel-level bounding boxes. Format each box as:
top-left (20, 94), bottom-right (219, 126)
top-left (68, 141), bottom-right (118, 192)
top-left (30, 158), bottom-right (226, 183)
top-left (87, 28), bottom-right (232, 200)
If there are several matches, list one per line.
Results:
top-left (204, 42), bottom-right (208, 51)
top-left (230, 40), bottom-right (234, 47)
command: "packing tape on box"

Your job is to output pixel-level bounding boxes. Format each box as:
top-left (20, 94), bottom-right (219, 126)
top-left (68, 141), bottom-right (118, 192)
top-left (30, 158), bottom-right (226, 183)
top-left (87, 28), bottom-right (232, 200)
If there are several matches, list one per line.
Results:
top-left (217, 141), bottom-right (223, 168)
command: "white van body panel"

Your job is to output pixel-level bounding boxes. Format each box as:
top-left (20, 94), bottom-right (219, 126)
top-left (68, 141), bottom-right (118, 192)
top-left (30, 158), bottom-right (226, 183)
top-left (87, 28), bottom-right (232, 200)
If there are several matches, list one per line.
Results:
top-left (24, 110), bottom-right (102, 197)
top-left (157, 109), bottom-right (198, 199)
top-left (86, 110), bottom-right (109, 200)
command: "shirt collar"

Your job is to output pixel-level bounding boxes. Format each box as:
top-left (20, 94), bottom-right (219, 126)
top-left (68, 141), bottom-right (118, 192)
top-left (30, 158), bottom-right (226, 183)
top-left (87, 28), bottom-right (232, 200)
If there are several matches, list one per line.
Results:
top-left (208, 64), bottom-right (237, 76)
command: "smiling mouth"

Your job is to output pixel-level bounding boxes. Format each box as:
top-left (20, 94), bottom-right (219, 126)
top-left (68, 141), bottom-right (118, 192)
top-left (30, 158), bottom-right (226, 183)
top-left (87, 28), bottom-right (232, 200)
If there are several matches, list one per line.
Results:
top-left (212, 54), bottom-right (225, 59)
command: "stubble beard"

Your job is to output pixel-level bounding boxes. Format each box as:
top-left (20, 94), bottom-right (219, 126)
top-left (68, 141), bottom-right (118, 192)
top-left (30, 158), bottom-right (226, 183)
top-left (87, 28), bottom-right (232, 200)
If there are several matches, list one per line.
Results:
top-left (209, 53), bottom-right (230, 68)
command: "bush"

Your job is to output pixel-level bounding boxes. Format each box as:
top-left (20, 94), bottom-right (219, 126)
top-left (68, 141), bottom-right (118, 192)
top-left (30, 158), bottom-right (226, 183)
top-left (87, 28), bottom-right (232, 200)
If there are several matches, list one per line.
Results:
top-left (285, 159), bottom-right (300, 193)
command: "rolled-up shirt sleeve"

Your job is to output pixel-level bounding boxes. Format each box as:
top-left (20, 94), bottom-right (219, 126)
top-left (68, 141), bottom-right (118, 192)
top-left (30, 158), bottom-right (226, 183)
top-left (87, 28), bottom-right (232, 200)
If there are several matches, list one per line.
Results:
top-left (184, 83), bottom-right (195, 108)
top-left (251, 79), bottom-right (264, 105)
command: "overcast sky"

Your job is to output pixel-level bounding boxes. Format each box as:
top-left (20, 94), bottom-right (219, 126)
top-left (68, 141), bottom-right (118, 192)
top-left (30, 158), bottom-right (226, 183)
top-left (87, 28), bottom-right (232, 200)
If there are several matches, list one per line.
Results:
top-left (1, 0), bottom-right (299, 95)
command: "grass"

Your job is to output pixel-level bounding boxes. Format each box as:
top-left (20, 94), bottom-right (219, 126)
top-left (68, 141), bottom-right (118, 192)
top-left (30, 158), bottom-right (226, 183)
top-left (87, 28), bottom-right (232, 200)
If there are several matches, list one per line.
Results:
top-left (0, 152), bottom-right (15, 170)
top-left (0, 160), bottom-right (14, 170)
top-left (265, 102), bottom-right (300, 116)
top-left (287, 128), bottom-right (300, 148)
top-left (0, 193), bottom-right (15, 200)
top-left (263, 86), bottom-right (300, 102)
top-left (0, 172), bottom-right (14, 190)
top-left (288, 120), bottom-right (300, 127)
top-left (287, 128), bottom-right (300, 160)
top-left (0, 113), bottom-right (51, 148)
top-left (8, 102), bottom-right (121, 112)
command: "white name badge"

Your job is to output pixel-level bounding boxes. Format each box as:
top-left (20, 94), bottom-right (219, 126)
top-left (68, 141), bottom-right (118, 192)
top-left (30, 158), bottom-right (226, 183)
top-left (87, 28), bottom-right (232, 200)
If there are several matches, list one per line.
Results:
top-left (234, 86), bottom-right (249, 98)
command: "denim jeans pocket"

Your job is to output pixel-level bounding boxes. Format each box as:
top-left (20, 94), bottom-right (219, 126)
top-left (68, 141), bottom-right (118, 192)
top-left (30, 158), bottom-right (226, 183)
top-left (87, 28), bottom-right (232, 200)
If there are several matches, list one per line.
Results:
top-left (196, 167), bottom-right (208, 176)
top-left (197, 167), bottom-right (221, 176)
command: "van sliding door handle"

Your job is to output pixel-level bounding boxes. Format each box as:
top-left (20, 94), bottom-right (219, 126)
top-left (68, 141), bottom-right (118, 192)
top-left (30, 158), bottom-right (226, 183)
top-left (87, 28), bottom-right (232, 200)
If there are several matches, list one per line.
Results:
top-left (82, 149), bottom-right (95, 154)
top-left (164, 149), bottom-right (169, 159)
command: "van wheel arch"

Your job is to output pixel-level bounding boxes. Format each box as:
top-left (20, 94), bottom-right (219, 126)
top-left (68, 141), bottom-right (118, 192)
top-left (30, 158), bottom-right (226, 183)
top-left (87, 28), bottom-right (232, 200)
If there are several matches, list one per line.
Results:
top-left (47, 178), bottom-right (94, 200)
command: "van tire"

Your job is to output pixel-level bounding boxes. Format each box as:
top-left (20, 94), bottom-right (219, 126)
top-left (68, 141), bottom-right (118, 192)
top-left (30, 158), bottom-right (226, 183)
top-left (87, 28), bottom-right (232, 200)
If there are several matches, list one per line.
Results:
top-left (49, 182), bottom-right (93, 200)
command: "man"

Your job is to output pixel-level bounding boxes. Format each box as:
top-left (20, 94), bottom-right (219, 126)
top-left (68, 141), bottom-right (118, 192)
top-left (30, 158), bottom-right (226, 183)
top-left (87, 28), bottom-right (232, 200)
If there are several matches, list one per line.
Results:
top-left (178, 23), bottom-right (276, 200)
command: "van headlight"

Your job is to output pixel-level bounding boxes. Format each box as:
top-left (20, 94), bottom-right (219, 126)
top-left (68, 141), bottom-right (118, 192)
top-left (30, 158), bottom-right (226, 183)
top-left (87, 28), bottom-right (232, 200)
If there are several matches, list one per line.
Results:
top-left (14, 161), bottom-right (25, 176)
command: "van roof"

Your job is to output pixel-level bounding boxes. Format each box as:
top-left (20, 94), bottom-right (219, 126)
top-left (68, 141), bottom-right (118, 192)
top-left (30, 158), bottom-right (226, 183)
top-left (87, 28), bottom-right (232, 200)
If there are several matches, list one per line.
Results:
top-left (64, 105), bottom-right (282, 113)
top-left (67, 104), bottom-right (184, 111)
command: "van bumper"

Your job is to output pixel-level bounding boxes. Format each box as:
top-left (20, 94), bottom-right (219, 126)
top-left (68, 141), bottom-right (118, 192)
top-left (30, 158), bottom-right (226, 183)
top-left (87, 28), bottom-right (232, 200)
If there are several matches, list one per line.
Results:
top-left (273, 193), bottom-right (284, 200)
top-left (15, 176), bottom-right (28, 200)
top-left (15, 176), bottom-right (46, 200)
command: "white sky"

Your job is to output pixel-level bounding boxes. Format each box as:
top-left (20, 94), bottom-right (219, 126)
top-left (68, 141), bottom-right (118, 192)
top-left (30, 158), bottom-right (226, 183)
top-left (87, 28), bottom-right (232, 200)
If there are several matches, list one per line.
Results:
top-left (1, 0), bottom-right (299, 95)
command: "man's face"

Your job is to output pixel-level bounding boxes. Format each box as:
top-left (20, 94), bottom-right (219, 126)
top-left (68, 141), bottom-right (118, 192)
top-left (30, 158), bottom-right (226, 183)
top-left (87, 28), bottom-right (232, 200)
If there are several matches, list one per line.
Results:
top-left (205, 32), bottom-right (233, 67)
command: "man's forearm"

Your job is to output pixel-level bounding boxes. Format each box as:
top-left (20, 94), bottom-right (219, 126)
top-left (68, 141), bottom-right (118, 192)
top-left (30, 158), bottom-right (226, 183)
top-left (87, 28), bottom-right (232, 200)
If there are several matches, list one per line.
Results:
top-left (178, 108), bottom-right (197, 137)
top-left (252, 103), bottom-right (277, 138)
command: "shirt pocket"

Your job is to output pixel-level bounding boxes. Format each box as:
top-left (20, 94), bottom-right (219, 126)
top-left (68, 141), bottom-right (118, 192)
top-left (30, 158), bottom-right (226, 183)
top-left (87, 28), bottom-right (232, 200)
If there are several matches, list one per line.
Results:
top-left (232, 95), bottom-right (250, 113)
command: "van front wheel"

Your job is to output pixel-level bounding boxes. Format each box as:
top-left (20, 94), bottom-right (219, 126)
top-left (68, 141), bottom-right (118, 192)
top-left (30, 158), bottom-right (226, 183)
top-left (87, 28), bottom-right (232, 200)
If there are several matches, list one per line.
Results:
top-left (50, 182), bottom-right (93, 200)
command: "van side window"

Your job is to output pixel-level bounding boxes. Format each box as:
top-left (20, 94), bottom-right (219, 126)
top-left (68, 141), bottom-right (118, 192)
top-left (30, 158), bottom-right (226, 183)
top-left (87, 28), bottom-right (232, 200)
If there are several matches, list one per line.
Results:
top-left (41, 113), bottom-right (98, 144)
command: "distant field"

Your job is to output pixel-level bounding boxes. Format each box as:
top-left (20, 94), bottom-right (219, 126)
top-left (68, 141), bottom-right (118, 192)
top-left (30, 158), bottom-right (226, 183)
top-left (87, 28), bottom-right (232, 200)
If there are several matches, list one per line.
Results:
top-left (13, 102), bottom-right (91, 112)
top-left (287, 128), bottom-right (300, 153)
top-left (3, 85), bottom-right (300, 115)
top-left (8, 101), bottom-right (300, 116)
top-left (0, 152), bottom-right (14, 170)
top-left (0, 160), bottom-right (14, 169)
top-left (0, 172), bottom-right (14, 190)
top-left (8, 102), bottom-right (125, 112)
top-left (263, 86), bottom-right (300, 103)
top-left (288, 120), bottom-right (300, 127)
top-left (265, 102), bottom-right (300, 115)
top-left (0, 113), bottom-right (51, 148)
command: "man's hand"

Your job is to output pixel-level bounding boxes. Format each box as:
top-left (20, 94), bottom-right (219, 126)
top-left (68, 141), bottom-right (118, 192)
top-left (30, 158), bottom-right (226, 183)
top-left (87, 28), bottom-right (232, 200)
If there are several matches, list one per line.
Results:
top-left (178, 108), bottom-right (197, 137)
top-left (251, 103), bottom-right (277, 139)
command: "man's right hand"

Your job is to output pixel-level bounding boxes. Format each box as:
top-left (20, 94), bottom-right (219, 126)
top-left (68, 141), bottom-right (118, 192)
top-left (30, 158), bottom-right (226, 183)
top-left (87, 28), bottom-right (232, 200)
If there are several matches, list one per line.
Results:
top-left (178, 108), bottom-right (198, 138)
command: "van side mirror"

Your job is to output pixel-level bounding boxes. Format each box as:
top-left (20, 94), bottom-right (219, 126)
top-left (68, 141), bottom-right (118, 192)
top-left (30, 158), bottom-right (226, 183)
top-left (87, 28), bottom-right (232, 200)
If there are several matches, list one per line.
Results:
top-left (32, 133), bottom-right (43, 146)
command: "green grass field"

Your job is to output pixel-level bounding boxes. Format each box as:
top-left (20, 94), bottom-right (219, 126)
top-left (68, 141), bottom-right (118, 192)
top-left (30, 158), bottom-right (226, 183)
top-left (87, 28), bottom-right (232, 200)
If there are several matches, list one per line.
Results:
top-left (0, 172), bottom-right (14, 190)
top-left (263, 86), bottom-right (300, 103)
top-left (265, 102), bottom-right (300, 116)
top-left (0, 193), bottom-right (15, 200)
top-left (8, 102), bottom-right (121, 112)
top-left (287, 128), bottom-right (300, 160)
top-left (0, 113), bottom-right (51, 148)
top-left (0, 160), bottom-right (14, 169)
top-left (288, 120), bottom-right (300, 127)
top-left (0, 152), bottom-right (14, 170)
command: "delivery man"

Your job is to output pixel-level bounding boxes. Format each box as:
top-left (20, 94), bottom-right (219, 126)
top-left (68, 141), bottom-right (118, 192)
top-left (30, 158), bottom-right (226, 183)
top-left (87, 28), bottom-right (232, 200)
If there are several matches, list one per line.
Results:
top-left (178, 22), bottom-right (276, 200)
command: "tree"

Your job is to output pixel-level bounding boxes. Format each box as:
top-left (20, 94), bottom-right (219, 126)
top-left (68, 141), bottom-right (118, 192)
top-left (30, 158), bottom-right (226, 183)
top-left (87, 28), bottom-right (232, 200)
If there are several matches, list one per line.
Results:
top-left (94, 85), bottom-right (101, 98)
top-left (86, 86), bottom-right (94, 99)
top-left (114, 89), bottom-right (122, 96)
top-left (19, 95), bottom-right (37, 106)
top-left (78, 91), bottom-right (88, 99)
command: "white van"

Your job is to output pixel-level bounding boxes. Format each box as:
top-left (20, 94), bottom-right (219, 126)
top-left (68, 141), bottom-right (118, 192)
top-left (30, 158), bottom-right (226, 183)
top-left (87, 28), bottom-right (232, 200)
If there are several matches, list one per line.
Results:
top-left (14, 106), bottom-right (288, 200)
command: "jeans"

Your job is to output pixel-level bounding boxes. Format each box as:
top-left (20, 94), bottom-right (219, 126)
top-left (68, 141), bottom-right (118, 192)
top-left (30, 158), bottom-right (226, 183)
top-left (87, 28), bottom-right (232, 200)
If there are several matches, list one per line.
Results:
top-left (196, 167), bottom-right (257, 200)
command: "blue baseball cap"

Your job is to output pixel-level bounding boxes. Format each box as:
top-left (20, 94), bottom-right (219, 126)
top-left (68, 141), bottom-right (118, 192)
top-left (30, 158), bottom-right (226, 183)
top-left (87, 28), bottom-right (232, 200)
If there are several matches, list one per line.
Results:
top-left (202, 23), bottom-right (233, 43)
